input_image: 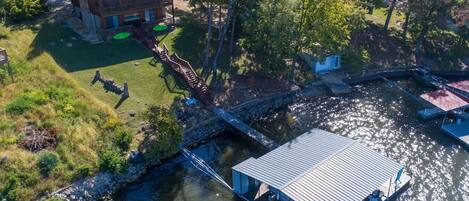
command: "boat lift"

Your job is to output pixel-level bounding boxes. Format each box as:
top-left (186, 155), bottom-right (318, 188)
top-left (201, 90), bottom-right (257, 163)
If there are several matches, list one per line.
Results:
top-left (382, 70), bottom-right (469, 148)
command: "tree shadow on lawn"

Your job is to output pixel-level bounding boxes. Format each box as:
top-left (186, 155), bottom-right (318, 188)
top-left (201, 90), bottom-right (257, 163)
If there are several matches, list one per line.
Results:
top-left (170, 17), bottom-right (206, 71)
top-left (158, 61), bottom-right (189, 98)
top-left (170, 16), bottom-right (243, 89)
top-left (27, 22), bottom-right (150, 72)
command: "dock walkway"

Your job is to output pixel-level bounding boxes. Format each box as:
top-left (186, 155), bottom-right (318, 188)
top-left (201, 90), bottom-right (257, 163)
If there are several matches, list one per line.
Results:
top-left (321, 74), bottom-right (351, 95)
top-left (212, 107), bottom-right (278, 150)
top-left (441, 121), bottom-right (469, 147)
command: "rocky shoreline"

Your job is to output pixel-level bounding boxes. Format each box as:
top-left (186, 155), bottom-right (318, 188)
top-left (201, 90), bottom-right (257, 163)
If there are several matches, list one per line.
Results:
top-left (50, 68), bottom-right (469, 200)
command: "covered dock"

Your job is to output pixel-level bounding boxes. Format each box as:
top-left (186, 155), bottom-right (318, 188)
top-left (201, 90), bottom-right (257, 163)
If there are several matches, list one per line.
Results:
top-left (232, 129), bottom-right (410, 201)
top-left (420, 88), bottom-right (469, 147)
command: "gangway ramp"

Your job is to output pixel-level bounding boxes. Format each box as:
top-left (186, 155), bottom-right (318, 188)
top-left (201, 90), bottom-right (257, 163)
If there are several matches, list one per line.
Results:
top-left (212, 107), bottom-right (278, 150)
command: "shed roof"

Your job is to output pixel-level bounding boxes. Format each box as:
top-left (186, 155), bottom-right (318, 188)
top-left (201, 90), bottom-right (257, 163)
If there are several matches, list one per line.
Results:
top-left (233, 129), bottom-right (403, 201)
top-left (420, 89), bottom-right (468, 111)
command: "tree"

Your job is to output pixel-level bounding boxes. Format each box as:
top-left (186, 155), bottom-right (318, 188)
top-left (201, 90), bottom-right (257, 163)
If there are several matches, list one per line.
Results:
top-left (204, 2), bottom-right (213, 69)
top-left (383, 0), bottom-right (397, 31)
top-left (240, 0), bottom-right (365, 75)
top-left (211, 0), bottom-right (235, 75)
top-left (406, 0), bottom-right (459, 61)
top-left (241, 0), bottom-right (299, 75)
top-left (140, 106), bottom-right (183, 160)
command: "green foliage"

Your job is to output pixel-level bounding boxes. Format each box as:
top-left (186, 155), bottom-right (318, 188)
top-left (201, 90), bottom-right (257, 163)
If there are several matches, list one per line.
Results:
top-left (424, 29), bottom-right (469, 68)
top-left (75, 164), bottom-right (94, 178)
top-left (141, 105), bottom-right (183, 160)
top-left (343, 48), bottom-right (370, 70)
top-left (0, 120), bottom-right (14, 131)
top-left (241, 0), bottom-right (366, 75)
top-left (2, 0), bottom-right (48, 22)
top-left (5, 91), bottom-right (48, 115)
top-left (46, 86), bottom-right (85, 118)
top-left (0, 172), bottom-right (19, 201)
top-left (44, 197), bottom-right (65, 201)
top-left (241, 0), bottom-right (298, 75)
top-left (37, 151), bottom-right (59, 176)
top-left (0, 168), bottom-right (41, 201)
top-left (98, 149), bottom-right (126, 173)
top-left (113, 129), bottom-right (133, 152)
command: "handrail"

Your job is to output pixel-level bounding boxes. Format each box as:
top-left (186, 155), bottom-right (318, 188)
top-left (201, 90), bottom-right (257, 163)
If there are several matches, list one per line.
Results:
top-left (99, 0), bottom-right (172, 15)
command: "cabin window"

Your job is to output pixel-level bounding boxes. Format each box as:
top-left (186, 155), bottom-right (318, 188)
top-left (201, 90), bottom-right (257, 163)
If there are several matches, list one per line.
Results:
top-left (124, 13), bottom-right (140, 22)
top-left (145, 10), bottom-right (156, 22)
top-left (106, 16), bottom-right (118, 29)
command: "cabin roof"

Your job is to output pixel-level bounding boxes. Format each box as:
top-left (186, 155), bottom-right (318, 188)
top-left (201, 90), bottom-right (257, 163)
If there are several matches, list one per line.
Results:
top-left (448, 80), bottom-right (469, 93)
top-left (420, 89), bottom-right (468, 111)
top-left (233, 129), bottom-right (403, 201)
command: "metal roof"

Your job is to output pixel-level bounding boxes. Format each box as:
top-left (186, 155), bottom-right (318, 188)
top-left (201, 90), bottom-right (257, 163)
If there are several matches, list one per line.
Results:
top-left (420, 89), bottom-right (468, 111)
top-left (233, 129), bottom-right (403, 201)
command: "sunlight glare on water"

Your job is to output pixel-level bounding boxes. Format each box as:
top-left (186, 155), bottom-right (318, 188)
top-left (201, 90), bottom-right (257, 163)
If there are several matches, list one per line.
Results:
top-left (116, 79), bottom-right (469, 201)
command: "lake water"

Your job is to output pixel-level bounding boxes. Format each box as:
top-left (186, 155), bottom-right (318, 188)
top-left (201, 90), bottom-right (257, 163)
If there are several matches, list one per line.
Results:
top-left (115, 79), bottom-right (469, 201)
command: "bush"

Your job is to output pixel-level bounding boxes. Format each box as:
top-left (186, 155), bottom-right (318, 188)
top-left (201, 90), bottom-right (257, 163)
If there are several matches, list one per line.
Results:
top-left (141, 106), bottom-right (183, 160)
top-left (342, 48), bottom-right (371, 71)
top-left (5, 91), bottom-right (48, 115)
top-left (37, 151), bottom-right (59, 176)
top-left (3, 0), bottom-right (48, 22)
top-left (98, 149), bottom-right (126, 173)
top-left (75, 164), bottom-right (94, 178)
top-left (113, 129), bottom-right (133, 152)
top-left (0, 172), bottom-right (19, 201)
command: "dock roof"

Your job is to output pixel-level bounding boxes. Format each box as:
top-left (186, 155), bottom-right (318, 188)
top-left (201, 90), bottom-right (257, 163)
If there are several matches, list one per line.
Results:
top-left (449, 80), bottom-right (469, 93)
top-left (233, 129), bottom-right (403, 201)
top-left (420, 89), bottom-right (468, 111)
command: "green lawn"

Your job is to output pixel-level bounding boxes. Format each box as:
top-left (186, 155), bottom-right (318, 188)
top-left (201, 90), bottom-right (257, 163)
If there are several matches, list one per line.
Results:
top-left (365, 8), bottom-right (404, 29)
top-left (28, 22), bottom-right (189, 128)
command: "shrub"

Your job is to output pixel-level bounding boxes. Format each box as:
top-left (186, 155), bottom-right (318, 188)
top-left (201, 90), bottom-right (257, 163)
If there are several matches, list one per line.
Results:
top-left (0, 120), bottom-right (13, 131)
top-left (5, 91), bottom-right (48, 115)
top-left (37, 151), bottom-right (59, 176)
top-left (76, 164), bottom-right (94, 178)
top-left (141, 106), bottom-right (183, 160)
top-left (98, 149), bottom-right (126, 173)
top-left (4, 0), bottom-right (48, 22)
top-left (44, 197), bottom-right (65, 201)
top-left (342, 48), bottom-right (370, 71)
top-left (0, 172), bottom-right (19, 201)
top-left (113, 129), bottom-right (133, 152)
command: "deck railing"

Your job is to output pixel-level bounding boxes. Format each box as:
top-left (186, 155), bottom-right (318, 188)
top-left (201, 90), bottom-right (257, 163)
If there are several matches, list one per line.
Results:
top-left (99, 0), bottom-right (172, 16)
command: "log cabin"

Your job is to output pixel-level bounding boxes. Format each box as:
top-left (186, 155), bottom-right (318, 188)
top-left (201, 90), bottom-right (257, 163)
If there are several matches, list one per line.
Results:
top-left (71, 0), bottom-right (174, 37)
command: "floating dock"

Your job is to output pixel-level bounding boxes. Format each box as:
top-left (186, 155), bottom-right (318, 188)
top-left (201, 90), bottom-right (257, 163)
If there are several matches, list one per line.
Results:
top-left (441, 120), bottom-right (469, 147)
top-left (420, 88), bottom-right (469, 147)
top-left (212, 107), bottom-right (278, 150)
top-left (417, 107), bottom-right (446, 119)
top-left (322, 74), bottom-right (351, 95)
top-left (232, 129), bottom-right (411, 201)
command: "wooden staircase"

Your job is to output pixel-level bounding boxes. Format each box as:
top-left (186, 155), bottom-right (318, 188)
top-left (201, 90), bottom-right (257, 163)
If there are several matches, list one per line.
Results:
top-left (134, 28), bottom-right (213, 105)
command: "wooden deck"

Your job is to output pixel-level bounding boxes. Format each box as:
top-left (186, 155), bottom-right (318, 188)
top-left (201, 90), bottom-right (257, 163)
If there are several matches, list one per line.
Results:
top-left (441, 121), bottom-right (469, 147)
top-left (212, 107), bottom-right (278, 150)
